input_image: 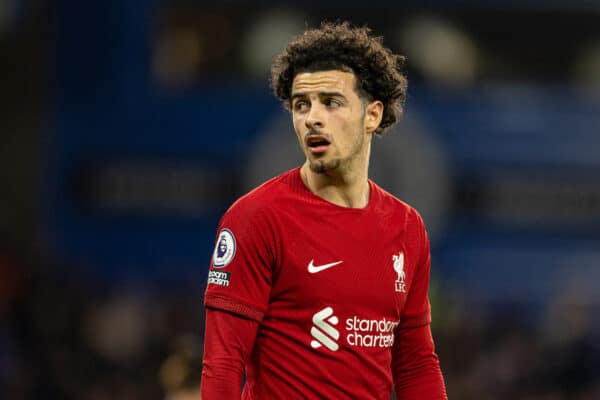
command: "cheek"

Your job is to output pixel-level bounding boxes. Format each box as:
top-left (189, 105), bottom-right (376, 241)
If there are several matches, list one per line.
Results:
top-left (292, 113), bottom-right (303, 130)
top-left (338, 114), bottom-right (360, 137)
top-left (292, 119), bottom-right (302, 136)
top-left (292, 117), bottom-right (306, 142)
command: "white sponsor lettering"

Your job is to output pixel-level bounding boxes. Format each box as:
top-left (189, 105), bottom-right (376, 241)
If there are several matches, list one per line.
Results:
top-left (207, 270), bottom-right (230, 287)
top-left (345, 316), bottom-right (399, 348)
top-left (310, 307), bottom-right (400, 351)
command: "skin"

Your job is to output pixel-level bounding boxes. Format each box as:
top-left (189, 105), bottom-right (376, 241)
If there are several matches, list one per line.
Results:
top-left (290, 70), bottom-right (383, 208)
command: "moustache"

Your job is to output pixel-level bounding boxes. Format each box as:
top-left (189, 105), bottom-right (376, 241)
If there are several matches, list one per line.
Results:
top-left (305, 129), bottom-right (331, 140)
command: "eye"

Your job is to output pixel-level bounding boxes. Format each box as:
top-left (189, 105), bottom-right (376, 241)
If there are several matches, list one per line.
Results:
top-left (293, 100), bottom-right (309, 112)
top-left (324, 98), bottom-right (341, 108)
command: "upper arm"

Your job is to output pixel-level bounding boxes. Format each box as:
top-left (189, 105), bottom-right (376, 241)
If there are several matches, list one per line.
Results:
top-left (204, 202), bottom-right (278, 322)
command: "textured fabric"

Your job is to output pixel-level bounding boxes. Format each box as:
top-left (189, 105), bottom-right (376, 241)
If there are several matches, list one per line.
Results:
top-left (201, 309), bottom-right (258, 399)
top-left (202, 168), bottom-right (445, 399)
top-left (392, 324), bottom-right (447, 399)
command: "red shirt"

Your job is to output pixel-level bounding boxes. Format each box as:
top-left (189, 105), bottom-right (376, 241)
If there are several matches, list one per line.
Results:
top-left (203, 168), bottom-right (446, 399)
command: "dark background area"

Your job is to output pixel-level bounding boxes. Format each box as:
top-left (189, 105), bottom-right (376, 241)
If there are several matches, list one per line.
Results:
top-left (1, 1), bottom-right (600, 399)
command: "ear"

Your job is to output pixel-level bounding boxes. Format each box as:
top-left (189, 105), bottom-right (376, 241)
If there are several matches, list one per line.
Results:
top-left (364, 100), bottom-right (384, 134)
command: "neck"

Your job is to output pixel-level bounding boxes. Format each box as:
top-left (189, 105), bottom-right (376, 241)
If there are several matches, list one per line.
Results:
top-left (300, 146), bottom-right (371, 209)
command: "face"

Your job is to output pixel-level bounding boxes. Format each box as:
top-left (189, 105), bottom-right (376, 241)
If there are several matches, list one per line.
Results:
top-left (290, 70), bottom-right (379, 174)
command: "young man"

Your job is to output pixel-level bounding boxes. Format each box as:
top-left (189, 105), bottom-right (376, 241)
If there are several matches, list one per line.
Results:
top-left (201, 22), bottom-right (447, 399)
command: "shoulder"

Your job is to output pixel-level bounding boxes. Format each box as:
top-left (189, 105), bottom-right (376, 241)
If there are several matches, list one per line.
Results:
top-left (222, 169), bottom-right (297, 221)
top-left (371, 181), bottom-right (425, 229)
top-left (371, 182), bottom-right (430, 264)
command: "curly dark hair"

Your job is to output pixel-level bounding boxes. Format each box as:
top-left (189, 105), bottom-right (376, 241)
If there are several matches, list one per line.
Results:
top-left (270, 21), bottom-right (407, 135)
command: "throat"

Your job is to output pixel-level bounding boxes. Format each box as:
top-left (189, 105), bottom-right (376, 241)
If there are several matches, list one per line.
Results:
top-left (300, 164), bottom-right (370, 208)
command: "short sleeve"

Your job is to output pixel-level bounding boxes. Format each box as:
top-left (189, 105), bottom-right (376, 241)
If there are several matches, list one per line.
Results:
top-left (204, 202), bottom-right (277, 322)
top-left (399, 212), bottom-right (432, 328)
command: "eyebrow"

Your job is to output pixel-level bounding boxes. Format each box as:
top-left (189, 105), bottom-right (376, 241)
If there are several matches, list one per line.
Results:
top-left (290, 91), bottom-right (345, 102)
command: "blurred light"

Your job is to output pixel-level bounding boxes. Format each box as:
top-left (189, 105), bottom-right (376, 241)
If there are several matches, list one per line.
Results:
top-left (396, 16), bottom-right (479, 86)
top-left (159, 333), bottom-right (202, 397)
top-left (83, 293), bottom-right (148, 363)
top-left (160, 354), bottom-right (189, 392)
top-left (153, 28), bottom-right (202, 87)
top-left (241, 9), bottom-right (306, 79)
top-left (541, 276), bottom-right (595, 346)
top-left (573, 39), bottom-right (600, 94)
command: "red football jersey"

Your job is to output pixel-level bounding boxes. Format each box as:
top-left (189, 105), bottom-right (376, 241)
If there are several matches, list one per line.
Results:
top-left (204, 168), bottom-right (433, 399)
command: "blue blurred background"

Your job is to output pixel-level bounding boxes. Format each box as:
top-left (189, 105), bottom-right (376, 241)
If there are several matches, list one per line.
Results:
top-left (1, 0), bottom-right (600, 399)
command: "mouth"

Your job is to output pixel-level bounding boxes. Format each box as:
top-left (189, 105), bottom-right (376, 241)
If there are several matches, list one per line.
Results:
top-left (306, 135), bottom-right (331, 154)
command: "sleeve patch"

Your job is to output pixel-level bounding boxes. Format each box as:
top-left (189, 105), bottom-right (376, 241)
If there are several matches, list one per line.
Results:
top-left (207, 270), bottom-right (231, 287)
top-left (212, 228), bottom-right (236, 267)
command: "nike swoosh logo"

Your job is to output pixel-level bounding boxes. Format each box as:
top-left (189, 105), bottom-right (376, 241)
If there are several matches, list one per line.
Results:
top-left (308, 260), bottom-right (343, 273)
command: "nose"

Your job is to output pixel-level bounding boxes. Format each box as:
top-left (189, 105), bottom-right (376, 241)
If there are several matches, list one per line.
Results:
top-left (305, 104), bottom-right (324, 130)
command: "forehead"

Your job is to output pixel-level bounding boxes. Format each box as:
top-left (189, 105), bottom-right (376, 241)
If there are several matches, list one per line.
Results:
top-left (291, 70), bottom-right (357, 96)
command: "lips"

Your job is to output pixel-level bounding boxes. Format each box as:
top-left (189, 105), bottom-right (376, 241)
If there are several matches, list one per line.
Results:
top-left (306, 135), bottom-right (331, 154)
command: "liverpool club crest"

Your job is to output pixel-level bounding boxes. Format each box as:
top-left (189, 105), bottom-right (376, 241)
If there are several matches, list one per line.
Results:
top-left (392, 252), bottom-right (406, 293)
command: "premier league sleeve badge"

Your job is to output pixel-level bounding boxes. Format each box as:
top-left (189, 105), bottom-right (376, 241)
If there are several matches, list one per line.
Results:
top-left (212, 229), bottom-right (236, 268)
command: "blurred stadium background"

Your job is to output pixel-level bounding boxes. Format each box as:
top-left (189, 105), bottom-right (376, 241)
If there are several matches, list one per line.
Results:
top-left (1, 0), bottom-right (600, 399)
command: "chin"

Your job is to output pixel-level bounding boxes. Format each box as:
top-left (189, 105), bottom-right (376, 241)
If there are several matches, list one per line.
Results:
top-left (309, 159), bottom-right (341, 174)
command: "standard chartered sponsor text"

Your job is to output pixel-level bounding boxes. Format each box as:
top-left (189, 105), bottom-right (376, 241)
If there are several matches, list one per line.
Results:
top-left (345, 316), bottom-right (399, 348)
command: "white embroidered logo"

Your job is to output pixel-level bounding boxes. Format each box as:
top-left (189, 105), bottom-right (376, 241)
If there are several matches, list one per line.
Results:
top-left (310, 307), bottom-right (340, 351)
top-left (307, 260), bottom-right (343, 274)
top-left (393, 252), bottom-right (406, 293)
